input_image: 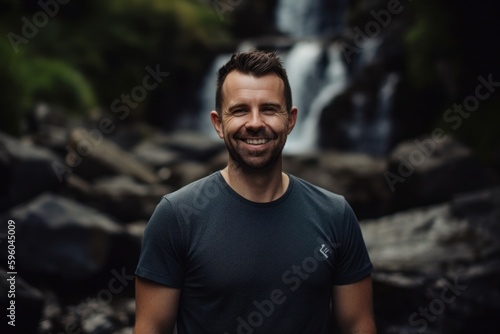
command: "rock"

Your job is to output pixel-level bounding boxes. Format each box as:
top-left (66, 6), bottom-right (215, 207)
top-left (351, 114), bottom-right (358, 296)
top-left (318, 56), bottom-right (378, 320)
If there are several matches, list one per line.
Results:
top-left (125, 221), bottom-right (147, 243)
top-left (131, 141), bottom-right (179, 169)
top-left (386, 135), bottom-right (498, 211)
top-left (0, 132), bottom-right (64, 212)
top-left (43, 297), bottom-right (135, 334)
top-left (0, 269), bottom-right (44, 334)
top-left (154, 131), bottom-right (225, 161)
top-left (31, 124), bottom-right (69, 155)
top-left (283, 151), bottom-right (392, 219)
top-left (361, 187), bottom-right (500, 333)
top-left (61, 174), bottom-right (170, 222)
top-left (58, 299), bottom-right (118, 334)
top-left (69, 128), bottom-right (160, 184)
top-left (92, 175), bottom-right (171, 222)
top-left (0, 193), bottom-right (139, 281)
top-left (39, 290), bottom-right (62, 334)
top-left (169, 161), bottom-right (210, 188)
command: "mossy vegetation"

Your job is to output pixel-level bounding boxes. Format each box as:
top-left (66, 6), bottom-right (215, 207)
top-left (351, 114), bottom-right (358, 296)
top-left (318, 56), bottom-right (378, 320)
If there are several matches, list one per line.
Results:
top-left (0, 0), bottom-right (230, 134)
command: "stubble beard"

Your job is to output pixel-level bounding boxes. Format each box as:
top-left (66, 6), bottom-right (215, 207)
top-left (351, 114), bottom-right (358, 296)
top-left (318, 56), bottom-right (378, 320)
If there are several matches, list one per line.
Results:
top-left (223, 133), bottom-right (286, 171)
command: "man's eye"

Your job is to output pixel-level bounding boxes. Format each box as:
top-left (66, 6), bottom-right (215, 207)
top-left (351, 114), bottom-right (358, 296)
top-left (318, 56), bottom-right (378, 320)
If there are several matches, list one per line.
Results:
top-left (262, 108), bottom-right (278, 114)
top-left (232, 109), bottom-right (246, 115)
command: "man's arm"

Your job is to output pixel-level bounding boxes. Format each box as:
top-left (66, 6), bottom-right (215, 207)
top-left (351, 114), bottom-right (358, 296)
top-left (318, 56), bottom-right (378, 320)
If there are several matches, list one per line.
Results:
top-left (332, 275), bottom-right (376, 334)
top-left (134, 276), bottom-right (181, 334)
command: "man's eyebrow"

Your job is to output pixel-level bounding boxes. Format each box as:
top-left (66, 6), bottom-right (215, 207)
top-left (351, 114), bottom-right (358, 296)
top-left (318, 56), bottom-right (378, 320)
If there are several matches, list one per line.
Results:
top-left (226, 102), bottom-right (283, 111)
top-left (260, 102), bottom-right (283, 109)
top-left (226, 103), bottom-right (249, 111)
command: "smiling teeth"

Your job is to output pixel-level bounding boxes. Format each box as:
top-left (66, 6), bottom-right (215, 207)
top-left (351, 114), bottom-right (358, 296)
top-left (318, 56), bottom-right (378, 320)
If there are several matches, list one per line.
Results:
top-left (246, 139), bottom-right (268, 145)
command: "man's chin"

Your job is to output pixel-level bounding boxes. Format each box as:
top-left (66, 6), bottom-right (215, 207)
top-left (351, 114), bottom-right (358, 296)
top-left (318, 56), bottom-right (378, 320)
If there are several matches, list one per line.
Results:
top-left (233, 153), bottom-right (282, 170)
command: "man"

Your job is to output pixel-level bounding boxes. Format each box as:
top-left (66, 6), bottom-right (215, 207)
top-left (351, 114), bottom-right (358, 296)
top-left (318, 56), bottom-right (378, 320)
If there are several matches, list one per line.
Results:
top-left (134, 50), bottom-right (376, 334)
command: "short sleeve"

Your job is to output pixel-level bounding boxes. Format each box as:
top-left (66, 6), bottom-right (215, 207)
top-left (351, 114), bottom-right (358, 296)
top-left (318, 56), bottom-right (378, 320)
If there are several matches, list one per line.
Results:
top-left (135, 197), bottom-right (185, 288)
top-left (332, 200), bottom-right (373, 285)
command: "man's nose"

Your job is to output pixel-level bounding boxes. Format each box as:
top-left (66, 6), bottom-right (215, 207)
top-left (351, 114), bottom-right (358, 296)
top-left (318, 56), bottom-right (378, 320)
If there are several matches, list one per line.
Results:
top-left (245, 109), bottom-right (265, 130)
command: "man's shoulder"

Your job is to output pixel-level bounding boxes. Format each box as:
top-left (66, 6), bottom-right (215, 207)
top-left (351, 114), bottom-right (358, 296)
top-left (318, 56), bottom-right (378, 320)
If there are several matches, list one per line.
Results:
top-left (163, 171), bottom-right (223, 204)
top-left (289, 174), bottom-right (347, 209)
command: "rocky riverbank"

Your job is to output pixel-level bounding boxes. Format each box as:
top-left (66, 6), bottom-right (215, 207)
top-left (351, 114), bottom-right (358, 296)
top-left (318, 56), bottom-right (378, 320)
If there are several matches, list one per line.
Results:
top-left (0, 113), bottom-right (499, 333)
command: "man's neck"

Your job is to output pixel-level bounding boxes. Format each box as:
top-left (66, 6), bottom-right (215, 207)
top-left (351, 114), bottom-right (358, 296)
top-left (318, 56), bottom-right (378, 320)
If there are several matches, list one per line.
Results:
top-left (220, 161), bottom-right (289, 203)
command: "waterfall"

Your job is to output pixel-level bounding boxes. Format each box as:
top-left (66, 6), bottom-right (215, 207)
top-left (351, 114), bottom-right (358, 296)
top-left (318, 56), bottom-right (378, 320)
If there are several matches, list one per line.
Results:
top-left (194, 0), bottom-right (399, 156)
top-left (275, 0), bottom-right (347, 37)
top-left (196, 41), bottom-right (348, 154)
top-left (198, 53), bottom-right (232, 139)
top-left (346, 72), bottom-right (399, 156)
top-left (355, 37), bottom-right (383, 72)
top-left (282, 41), bottom-right (324, 128)
top-left (285, 43), bottom-right (347, 153)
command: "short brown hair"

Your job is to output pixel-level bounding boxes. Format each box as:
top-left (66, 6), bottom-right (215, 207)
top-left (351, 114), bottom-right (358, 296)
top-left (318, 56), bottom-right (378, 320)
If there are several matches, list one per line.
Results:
top-left (215, 50), bottom-right (292, 114)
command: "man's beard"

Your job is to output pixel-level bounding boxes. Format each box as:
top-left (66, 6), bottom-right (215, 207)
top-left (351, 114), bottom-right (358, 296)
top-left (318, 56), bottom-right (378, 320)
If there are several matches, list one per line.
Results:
top-left (223, 131), bottom-right (286, 171)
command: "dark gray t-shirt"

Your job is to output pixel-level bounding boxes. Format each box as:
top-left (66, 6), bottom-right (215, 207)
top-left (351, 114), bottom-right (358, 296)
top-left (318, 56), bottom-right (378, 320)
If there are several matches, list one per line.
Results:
top-left (136, 172), bottom-right (373, 334)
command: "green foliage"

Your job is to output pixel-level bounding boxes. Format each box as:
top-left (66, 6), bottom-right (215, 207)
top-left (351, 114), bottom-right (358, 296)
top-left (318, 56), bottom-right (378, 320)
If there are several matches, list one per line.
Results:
top-left (20, 57), bottom-right (97, 114)
top-left (0, 0), bottom-right (229, 133)
top-left (404, 0), bottom-right (460, 89)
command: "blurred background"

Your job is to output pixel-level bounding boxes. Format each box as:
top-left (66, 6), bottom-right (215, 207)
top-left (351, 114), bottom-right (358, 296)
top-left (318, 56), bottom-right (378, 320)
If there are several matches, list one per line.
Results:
top-left (1, 0), bottom-right (499, 333)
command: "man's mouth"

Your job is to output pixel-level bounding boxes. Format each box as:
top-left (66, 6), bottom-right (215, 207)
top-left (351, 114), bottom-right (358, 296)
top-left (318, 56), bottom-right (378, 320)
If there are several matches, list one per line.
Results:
top-left (244, 138), bottom-right (270, 145)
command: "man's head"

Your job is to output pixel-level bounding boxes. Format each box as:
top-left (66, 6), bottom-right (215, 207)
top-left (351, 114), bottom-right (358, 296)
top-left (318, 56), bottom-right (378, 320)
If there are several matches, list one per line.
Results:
top-left (210, 50), bottom-right (297, 171)
top-left (215, 50), bottom-right (293, 114)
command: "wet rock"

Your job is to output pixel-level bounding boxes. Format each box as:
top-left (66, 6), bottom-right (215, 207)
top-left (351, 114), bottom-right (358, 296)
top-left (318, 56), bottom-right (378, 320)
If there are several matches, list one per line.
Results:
top-left (386, 135), bottom-right (498, 211)
top-left (92, 175), bottom-right (170, 222)
top-left (0, 193), bottom-right (137, 281)
top-left (131, 141), bottom-right (179, 169)
top-left (169, 161), bottom-right (210, 188)
top-left (69, 128), bottom-right (160, 184)
top-left (61, 173), bottom-right (170, 222)
top-left (155, 131), bottom-right (225, 161)
top-left (362, 187), bottom-right (500, 333)
top-left (0, 132), bottom-right (64, 212)
top-left (42, 297), bottom-right (136, 334)
top-left (284, 151), bottom-right (392, 219)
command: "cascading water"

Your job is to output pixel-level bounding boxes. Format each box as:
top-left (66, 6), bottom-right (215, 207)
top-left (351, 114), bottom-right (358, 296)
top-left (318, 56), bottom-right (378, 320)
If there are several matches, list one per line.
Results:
top-left (345, 72), bottom-right (399, 156)
top-left (275, 0), bottom-right (348, 37)
top-left (197, 53), bottom-right (231, 139)
top-left (195, 0), bottom-right (397, 156)
top-left (285, 43), bottom-right (347, 153)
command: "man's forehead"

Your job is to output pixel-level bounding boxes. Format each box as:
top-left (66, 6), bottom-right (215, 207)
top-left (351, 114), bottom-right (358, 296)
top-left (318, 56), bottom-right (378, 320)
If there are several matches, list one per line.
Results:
top-left (222, 71), bottom-right (285, 101)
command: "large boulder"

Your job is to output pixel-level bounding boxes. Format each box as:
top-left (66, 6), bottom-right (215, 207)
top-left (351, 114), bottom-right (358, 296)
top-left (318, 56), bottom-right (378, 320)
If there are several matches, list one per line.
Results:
top-left (68, 128), bottom-right (161, 184)
top-left (361, 187), bottom-right (500, 333)
top-left (63, 174), bottom-right (171, 222)
top-left (131, 141), bottom-right (179, 169)
top-left (0, 132), bottom-right (64, 212)
top-left (0, 193), bottom-right (141, 282)
top-left (154, 131), bottom-right (225, 162)
top-left (385, 134), bottom-right (498, 211)
top-left (283, 151), bottom-right (392, 219)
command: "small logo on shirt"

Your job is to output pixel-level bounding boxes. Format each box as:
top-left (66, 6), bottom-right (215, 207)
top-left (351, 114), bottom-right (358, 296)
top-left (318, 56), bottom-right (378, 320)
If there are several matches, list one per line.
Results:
top-left (319, 244), bottom-right (330, 258)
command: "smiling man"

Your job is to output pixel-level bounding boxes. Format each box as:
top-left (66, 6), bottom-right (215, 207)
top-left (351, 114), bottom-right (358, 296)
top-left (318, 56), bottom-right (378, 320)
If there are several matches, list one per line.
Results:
top-left (134, 50), bottom-right (376, 334)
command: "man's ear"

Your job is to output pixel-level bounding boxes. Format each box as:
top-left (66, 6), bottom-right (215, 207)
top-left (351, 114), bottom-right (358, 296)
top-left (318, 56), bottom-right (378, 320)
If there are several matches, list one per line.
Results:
top-left (210, 110), bottom-right (224, 139)
top-left (287, 106), bottom-right (298, 134)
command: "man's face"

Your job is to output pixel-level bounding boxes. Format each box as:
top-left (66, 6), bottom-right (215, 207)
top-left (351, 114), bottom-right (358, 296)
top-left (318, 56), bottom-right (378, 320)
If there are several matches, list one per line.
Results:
top-left (211, 71), bottom-right (297, 170)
